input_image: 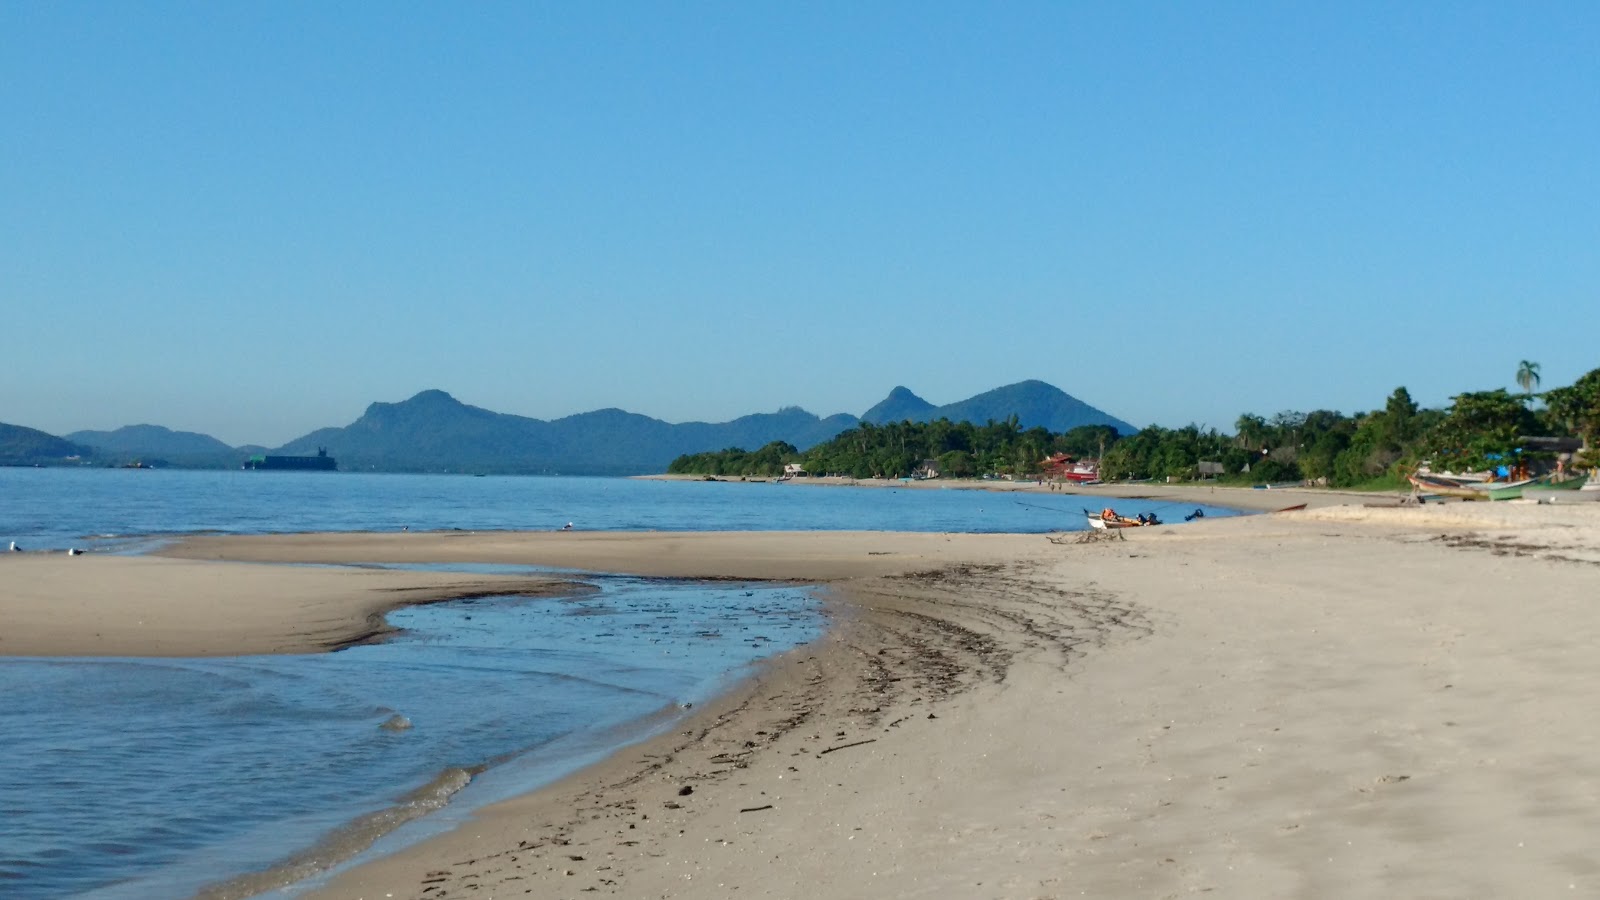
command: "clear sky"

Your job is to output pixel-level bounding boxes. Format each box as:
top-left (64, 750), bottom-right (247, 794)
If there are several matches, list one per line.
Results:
top-left (3, 2), bottom-right (1596, 447)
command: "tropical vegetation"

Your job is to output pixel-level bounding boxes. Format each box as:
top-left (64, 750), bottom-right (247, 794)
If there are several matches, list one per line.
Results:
top-left (669, 365), bottom-right (1600, 488)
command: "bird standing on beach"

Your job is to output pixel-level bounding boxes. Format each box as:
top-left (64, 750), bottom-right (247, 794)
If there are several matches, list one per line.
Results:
top-left (8, 541), bottom-right (20, 552)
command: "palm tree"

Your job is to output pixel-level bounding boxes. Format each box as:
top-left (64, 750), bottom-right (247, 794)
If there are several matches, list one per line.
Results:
top-left (1516, 360), bottom-right (1542, 400)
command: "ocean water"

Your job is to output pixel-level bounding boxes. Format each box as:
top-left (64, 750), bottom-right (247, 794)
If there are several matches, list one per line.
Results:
top-left (1, 575), bottom-right (822, 900)
top-left (0, 470), bottom-right (1243, 898)
top-left (0, 467), bottom-right (1241, 551)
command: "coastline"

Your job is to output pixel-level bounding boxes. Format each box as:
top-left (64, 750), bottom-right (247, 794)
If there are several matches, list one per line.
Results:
top-left (636, 471), bottom-right (1394, 512)
top-left (14, 496), bottom-right (1600, 896)
top-left (289, 503), bottom-right (1600, 898)
top-left (297, 499), bottom-right (1600, 890)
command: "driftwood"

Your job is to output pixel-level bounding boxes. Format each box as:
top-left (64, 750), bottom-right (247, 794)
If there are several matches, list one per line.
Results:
top-left (818, 738), bottom-right (877, 756)
top-left (739, 804), bottom-right (774, 813)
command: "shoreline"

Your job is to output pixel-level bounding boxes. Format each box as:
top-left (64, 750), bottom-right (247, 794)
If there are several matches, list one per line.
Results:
top-left (14, 498), bottom-right (1600, 897)
top-left (636, 471), bottom-right (1400, 512)
top-left (285, 504), bottom-right (1600, 898)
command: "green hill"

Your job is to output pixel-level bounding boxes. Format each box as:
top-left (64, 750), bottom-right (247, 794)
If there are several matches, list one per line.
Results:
top-left (0, 423), bottom-right (91, 466)
top-left (67, 424), bottom-right (239, 468)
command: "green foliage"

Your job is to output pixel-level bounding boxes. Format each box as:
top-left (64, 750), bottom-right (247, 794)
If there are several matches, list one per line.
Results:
top-left (667, 441), bottom-right (799, 477)
top-left (1425, 389), bottom-right (1541, 474)
top-left (1544, 367), bottom-right (1600, 468)
top-left (671, 418), bottom-right (1116, 480)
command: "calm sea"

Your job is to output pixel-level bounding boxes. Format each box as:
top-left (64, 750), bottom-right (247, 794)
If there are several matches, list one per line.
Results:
top-left (0, 469), bottom-right (1242, 899)
top-left (0, 468), bottom-right (1235, 551)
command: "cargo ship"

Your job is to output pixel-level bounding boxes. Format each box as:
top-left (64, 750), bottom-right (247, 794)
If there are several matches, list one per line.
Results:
top-left (243, 447), bottom-right (337, 471)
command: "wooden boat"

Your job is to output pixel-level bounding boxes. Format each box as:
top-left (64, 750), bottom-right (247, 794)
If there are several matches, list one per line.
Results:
top-left (1518, 476), bottom-right (1594, 502)
top-left (1408, 473), bottom-right (1536, 500)
top-left (1084, 507), bottom-right (1156, 529)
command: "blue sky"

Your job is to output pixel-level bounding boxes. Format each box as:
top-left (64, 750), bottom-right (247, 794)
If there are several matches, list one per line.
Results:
top-left (3, 2), bottom-right (1596, 446)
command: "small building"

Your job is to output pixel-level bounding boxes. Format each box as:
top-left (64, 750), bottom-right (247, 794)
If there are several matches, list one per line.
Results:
top-left (1197, 461), bottom-right (1225, 478)
top-left (913, 459), bottom-right (940, 479)
top-left (783, 463), bottom-right (806, 477)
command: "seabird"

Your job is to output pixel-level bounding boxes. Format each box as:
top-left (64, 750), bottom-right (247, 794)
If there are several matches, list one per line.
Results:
top-left (8, 541), bottom-right (19, 552)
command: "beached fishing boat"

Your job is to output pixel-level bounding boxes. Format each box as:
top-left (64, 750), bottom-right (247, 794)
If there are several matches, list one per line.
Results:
top-left (1408, 472), bottom-right (1536, 500)
top-left (1514, 475), bottom-right (1594, 502)
top-left (1484, 475), bottom-right (1577, 501)
top-left (1084, 507), bottom-right (1157, 529)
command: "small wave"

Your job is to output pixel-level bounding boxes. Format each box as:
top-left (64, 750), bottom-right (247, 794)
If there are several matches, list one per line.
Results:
top-left (190, 767), bottom-right (478, 900)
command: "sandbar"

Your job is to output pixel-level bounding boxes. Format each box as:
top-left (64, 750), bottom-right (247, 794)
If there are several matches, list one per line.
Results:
top-left (0, 554), bottom-right (582, 657)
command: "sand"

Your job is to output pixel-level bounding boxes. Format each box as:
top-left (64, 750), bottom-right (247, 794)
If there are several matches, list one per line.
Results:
top-left (0, 554), bottom-right (584, 657)
top-left (11, 496), bottom-right (1600, 896)
top-left (279, 505), bottom-right (1600, 899)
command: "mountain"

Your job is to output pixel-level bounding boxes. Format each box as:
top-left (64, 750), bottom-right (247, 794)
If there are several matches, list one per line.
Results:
top-left (1, 423), bottom-right (91, 466)
top-left (67, 424), bottom-right (239, 467)
top-left (272, 390), bottom-right (863, 475)
top-left (861, 386), bottom-right (937, 424)
top-left (56, 380), bottom-right (1138, 474)
top-left (861, 380), bottom-right (1137, 434)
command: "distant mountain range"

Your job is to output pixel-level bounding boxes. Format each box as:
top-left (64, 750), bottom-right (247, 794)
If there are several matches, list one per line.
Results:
top-left (861, 381), bottom-right (1137, 435)
top-left (6, 381), bottom-right (1136, 474)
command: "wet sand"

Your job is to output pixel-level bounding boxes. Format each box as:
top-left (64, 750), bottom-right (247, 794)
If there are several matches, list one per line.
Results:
top-left (147, 503), bottom-right (1600, 896)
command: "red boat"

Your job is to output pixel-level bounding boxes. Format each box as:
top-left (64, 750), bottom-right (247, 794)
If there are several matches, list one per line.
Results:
top-left (1043, 454), bottom-right (1102, 484)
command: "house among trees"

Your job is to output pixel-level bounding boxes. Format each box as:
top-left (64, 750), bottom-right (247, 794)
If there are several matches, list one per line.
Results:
top-left (783, 462), bottom-right (806, 477)
top-left (914, 459), bottom-right (940, 479)
top-left (1197, 461), bottom-right (1225, 478)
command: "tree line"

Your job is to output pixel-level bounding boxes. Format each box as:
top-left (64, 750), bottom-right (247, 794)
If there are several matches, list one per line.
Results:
top-left (668, 365), bottom-right (1600, 487)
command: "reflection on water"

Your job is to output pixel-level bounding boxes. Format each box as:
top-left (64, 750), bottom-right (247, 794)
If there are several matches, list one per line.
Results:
top-left (0, 576), bottom-right (823, 900)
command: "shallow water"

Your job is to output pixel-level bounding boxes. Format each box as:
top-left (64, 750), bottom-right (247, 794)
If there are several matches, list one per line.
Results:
top-left (0, 575), bottom-right (823, 899)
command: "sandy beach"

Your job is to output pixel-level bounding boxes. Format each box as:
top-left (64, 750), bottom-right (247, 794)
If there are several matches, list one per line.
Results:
top-left (8, 496), bottom-right (1600, 897)
top-left (0, 555), bottom-right (584, 657)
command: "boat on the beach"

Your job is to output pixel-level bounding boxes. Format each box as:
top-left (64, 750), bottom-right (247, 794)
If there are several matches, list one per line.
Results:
top-left (1517, 475), bottom-right (1595, 502)
top-left (1043, 454), bottom-right (1102, 484)
top-left (1409, 470), bottom-right (1588, 501)
top-left (1485, 474), bottom-right (1590, 501)
top-left (1408, 472), bottom-right (1536, 500)
top-left (1084, 507), bottom-right (1157, 529)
